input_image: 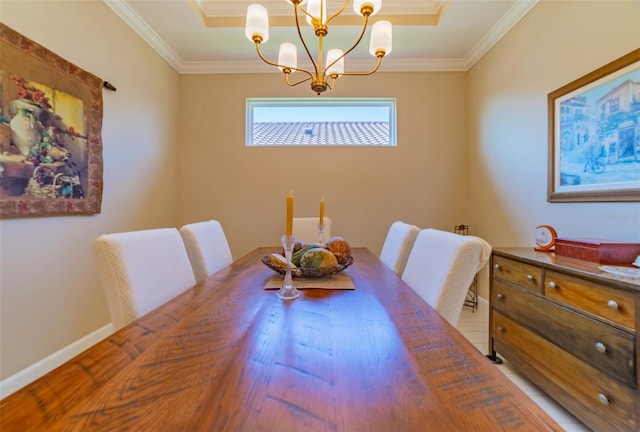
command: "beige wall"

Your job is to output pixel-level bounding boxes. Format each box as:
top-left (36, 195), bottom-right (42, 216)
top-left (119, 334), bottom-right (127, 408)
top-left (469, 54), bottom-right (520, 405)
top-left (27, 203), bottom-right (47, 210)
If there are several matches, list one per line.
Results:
top-left (177, 72), bottom-right (470, 258)
top-left (468, 0), bottom-right (640, 298)
top-left (0, 1), bottom-right (180, 379)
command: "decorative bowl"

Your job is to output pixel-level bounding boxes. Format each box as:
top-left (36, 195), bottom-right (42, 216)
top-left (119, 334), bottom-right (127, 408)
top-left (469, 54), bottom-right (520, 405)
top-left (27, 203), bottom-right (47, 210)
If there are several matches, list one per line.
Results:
top-left (261, 255), bottom-right (354, 278)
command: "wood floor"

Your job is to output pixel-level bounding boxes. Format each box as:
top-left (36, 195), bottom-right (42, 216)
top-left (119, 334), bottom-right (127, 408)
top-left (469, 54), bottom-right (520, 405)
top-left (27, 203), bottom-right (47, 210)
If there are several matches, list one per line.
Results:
top-left (457, 301), bottom-right (591, 432)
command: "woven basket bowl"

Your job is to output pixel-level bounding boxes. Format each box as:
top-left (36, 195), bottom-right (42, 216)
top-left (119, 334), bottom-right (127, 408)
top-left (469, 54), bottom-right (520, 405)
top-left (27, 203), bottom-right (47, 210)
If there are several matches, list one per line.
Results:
top-left (261, 255), bottom-right (354, 278)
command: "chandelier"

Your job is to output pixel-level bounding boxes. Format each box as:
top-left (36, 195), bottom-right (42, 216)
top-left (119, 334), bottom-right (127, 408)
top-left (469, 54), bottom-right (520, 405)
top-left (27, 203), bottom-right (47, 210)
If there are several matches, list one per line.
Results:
top-left (245, 0), bottom-right (392, 95)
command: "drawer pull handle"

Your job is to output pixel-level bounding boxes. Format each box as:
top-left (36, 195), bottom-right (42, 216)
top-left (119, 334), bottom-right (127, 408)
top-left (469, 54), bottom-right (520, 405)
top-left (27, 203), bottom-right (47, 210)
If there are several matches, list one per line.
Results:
top-left (547, 281), bottom-right (556, 289)
top-left (598, 393), bottom-right (609, 405)
top-left (494, 264), bottom-right (500, 270)
top-left (595, 342), bottom-right (607, 353)
top-left (607, 300), bottom-right (619, 311)
top-left (526, 274), bottom-right (533, 281)
top-left (497, 293), bottom-right (504, 300)
top-left (497, 326), bottom-right (505, 333)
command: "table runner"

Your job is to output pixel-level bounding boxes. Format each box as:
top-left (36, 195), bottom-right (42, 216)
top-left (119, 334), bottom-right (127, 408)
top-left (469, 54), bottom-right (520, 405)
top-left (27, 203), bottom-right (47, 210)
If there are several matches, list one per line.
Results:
top-left (264, 272), bottom-right (354, 290)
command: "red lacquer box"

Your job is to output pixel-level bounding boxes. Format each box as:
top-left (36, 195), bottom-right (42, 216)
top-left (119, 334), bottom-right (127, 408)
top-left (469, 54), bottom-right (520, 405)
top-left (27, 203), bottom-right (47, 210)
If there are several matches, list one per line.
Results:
top-left (555, 237), bottom-right (640, 265)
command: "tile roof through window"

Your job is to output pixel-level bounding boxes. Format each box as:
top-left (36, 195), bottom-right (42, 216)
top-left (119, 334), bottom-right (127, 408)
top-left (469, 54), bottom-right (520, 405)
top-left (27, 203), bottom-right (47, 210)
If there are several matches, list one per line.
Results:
top-left (252, 121), bottom-right (390, 146)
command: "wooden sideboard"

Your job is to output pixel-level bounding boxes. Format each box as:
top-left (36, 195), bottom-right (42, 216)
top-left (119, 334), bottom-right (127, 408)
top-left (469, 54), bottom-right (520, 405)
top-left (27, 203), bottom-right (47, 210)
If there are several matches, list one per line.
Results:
top-left (488, 247), bottom-right (639, 432)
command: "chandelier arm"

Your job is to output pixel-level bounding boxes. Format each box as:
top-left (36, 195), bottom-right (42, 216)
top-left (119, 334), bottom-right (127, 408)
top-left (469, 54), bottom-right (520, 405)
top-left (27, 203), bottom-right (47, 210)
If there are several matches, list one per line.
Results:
top-left (335, 54), bottom-right (384, 77)
top-left (336, 14), bottom-right (369, 62)
top-left (326, 75), bottom-right (336, 90)
top-left (297, 5), bottom-right (315, 23)
top-left (297, 2), bottom-right (344, 27)
top-left (294, 3), bottom-right (319, 76)
top-left (286, 66), bottom-right (316, 80)
top-left (254, 42), bottom-right (315, 81)
top-left (322, 14), bottom-right (369, 78)
top-left (325, 0), bottom-right (350, 26)
top-left (284, 72), bottom-right (313, 87)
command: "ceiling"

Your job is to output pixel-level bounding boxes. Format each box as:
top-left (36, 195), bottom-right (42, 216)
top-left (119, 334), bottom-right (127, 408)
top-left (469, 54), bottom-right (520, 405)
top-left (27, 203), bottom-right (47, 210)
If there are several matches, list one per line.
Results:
top-left (104, 0), bottom-right (539, 74)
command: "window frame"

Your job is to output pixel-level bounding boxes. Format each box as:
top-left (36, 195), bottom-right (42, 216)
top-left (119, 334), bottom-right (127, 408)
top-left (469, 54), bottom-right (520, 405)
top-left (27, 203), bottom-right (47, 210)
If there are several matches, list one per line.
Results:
top-left (246, 97), bottom-right (397, 147)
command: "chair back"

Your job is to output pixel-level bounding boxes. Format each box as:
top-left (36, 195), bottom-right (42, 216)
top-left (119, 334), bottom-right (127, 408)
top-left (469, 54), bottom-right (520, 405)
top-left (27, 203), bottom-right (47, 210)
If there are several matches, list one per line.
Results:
top-left (379, 221), bottom-right (420, 275)
top-left (179, 220), bottom-right (233, 283)
top-left (92, 228), bottom-right (196, 330)
top-left (293, 217), bottom-right (332, 244)
top-left (401, 228), bottom-right (491, 326)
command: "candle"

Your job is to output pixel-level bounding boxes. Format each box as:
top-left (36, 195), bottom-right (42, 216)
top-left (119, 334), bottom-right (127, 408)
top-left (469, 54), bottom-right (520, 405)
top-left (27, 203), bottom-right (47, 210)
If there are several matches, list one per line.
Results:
top-left (319, 197), bottom-right (325, 225)
top-left (286, 191), bottom-right (294, 239)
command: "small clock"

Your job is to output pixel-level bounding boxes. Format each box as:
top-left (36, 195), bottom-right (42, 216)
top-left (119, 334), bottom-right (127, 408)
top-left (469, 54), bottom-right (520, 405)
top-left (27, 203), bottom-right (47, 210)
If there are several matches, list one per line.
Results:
top-left (535, 225), bottom-right (557, 251)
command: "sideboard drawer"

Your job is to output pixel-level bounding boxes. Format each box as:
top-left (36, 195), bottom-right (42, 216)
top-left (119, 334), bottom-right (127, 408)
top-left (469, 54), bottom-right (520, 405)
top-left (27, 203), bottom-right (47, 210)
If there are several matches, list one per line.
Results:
top-left (492, 255), bottom-right (542, 293)
top-left (492, 279), bottom-right (636, 386)
top-left (544, 270), bottom-right (636, 330)
top-left (492, 311), bottom-right (636, 432)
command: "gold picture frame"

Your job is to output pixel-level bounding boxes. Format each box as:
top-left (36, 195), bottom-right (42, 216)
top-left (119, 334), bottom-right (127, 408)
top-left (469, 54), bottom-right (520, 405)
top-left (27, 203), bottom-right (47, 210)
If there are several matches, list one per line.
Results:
top-left (548, 49), bottom-right (640, 202)
top-left (0, 23), bottom-right (103, 217)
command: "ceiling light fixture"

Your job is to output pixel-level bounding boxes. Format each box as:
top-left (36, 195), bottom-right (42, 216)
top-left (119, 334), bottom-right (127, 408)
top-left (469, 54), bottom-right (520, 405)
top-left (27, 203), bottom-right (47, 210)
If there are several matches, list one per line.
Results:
top-left (245, 0), bottom-right (392, 95)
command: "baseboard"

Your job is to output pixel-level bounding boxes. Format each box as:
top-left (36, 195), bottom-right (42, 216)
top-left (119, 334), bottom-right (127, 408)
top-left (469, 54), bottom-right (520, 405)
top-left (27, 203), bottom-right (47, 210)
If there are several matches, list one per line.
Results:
top-left (478, 296), bottom-right (489, 313)
top-left (0, 323), bottom-right (115, 399)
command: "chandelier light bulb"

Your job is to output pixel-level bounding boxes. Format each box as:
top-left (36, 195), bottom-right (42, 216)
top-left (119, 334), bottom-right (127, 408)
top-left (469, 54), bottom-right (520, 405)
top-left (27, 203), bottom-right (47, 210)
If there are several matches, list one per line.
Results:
top-left (245, 4), bottom-right (270, 43)
top-left (369, 20), bottom-right (392, 56)
top-left (326, 49), bottom-right (345, 76)
top-left (278, 43), bottom-right (298, 71)
top-left (306, 0), bottom-right (327, 26)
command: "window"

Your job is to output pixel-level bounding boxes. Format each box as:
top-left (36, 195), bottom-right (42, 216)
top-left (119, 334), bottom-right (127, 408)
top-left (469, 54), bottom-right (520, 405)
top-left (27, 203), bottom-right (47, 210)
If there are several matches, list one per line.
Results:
top-left (246, 98), bottom-right (396, 146)
top-left (609, 98), bottom-right (620, 113)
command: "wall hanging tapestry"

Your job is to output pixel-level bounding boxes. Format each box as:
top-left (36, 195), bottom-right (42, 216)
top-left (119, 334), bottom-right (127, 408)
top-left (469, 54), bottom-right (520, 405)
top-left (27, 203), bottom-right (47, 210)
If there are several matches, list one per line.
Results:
top-left (0, 23), bottom-right (103, 217)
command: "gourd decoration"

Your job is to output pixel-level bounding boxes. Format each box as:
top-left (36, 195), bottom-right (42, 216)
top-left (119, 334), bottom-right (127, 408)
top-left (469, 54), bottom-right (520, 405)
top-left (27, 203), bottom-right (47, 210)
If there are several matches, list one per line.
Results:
top-left (262, 236), bottom-right (354, 278)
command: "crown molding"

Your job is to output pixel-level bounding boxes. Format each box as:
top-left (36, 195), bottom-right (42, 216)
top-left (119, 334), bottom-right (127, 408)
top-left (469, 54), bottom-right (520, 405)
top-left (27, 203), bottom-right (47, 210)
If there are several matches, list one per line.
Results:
top-left (464, 0), bottom-right (539, 70)
top-left (103, 0), bottom-right (183, 71)
top-left (104, 0), bottom-right (538, 74)
top-left (179, 58), bottom-right (469, 74)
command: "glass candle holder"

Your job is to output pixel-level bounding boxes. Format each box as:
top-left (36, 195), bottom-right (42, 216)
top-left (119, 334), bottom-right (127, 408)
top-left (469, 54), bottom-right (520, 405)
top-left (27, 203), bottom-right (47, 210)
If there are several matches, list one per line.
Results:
top-left (317, 223), bottom-right (325, 245)
top-left (277, 235), bottom-right (300, 300)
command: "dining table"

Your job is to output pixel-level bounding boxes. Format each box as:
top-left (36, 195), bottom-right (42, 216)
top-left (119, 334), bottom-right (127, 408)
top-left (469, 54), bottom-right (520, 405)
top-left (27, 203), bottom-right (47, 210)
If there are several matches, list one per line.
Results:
top-left (0, 247), bottom-right (562, 431)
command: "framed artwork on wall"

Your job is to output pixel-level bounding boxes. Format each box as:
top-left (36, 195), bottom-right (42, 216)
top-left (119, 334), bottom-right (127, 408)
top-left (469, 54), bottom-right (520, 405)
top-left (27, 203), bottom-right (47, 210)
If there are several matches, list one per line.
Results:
top-left (548, 48), bottom-right (640, 202)
top-left (0, 23), bottom-right (103, 217)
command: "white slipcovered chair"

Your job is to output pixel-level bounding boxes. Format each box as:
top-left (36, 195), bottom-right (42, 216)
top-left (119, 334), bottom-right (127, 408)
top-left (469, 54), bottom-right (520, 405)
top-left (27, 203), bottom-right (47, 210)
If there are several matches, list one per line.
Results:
top-left (92, 228), bottom-right (196, 330)
top-left (379, 221), bottom-right (420, 276)
top-left (401, 228), bottom-right (492, 326)
top-left (179, 220), bottom-right (233, 284)
top-left (293, 217), bottom-right (332, 244)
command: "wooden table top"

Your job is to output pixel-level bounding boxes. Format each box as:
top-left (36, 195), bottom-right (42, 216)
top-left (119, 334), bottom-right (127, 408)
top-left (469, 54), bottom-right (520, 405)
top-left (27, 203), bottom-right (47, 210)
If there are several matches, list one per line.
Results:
top-left (0, 247), bottom-right (562, 431)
